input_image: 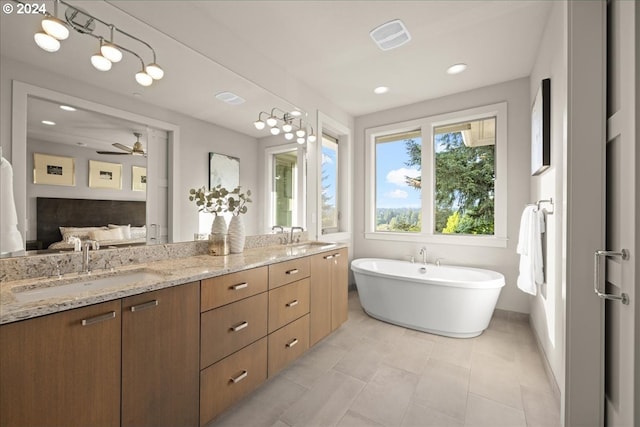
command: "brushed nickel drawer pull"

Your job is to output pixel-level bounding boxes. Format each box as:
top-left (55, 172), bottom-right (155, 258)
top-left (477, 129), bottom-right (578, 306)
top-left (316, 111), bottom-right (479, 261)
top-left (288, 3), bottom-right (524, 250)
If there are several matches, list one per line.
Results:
top-left (286, 300), bottom-right (299, 308)
top-left (285, 269), bottom-right (299, 275)
top-left (286, 338), bottom-right (299, 348)
top-left (230, 370), bottom-right (248, 384)
top-left (81, 311), bottom-right (116, 326)
top-left (230, 321), bottom-right (249, 332)
top-left (324, 255), bottom-right (334, 260)
top-left (130, 300), bottom-right (158, 312)
top-left (230, 282), bottom-right (248, 290)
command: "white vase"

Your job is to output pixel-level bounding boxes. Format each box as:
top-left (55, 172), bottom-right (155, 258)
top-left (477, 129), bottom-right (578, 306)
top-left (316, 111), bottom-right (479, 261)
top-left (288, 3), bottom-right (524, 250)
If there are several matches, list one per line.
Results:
top-left (211, 215), bottom-right (227, 235)
top-left (227, 215), bottom-right (245, 253)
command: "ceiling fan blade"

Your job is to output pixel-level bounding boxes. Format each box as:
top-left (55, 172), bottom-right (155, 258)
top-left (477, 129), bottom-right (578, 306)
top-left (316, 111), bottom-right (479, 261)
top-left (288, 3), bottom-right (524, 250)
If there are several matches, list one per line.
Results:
top-left (96, 151), bottom-right (130, 155)
top-left (113, 143), bottom-right (133, 153)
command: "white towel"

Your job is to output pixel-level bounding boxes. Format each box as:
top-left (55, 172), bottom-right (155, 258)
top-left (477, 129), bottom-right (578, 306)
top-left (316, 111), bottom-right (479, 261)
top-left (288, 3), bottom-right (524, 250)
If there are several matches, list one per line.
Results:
top-left (0, 155), bottom-right (24, 254)
top-left (517, 206), bottom-right (545, 295)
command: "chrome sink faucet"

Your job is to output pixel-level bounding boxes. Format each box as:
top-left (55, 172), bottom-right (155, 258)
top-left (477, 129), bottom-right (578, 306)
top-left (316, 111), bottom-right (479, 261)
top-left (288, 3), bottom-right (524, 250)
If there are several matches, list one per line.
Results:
top-left (419, 247), bottom-right (427, 265)
top-left (82, 240), bottom-right (100, 274)
top-left (272, 225), bottom-right (284, 233)
top-left (290, 226), bottom-right (304, 244)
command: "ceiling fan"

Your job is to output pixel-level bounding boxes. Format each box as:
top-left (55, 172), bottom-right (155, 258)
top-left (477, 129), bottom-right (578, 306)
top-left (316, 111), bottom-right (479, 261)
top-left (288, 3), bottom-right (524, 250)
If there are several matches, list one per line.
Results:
top-left (97, 132), bottom-right (146, 156)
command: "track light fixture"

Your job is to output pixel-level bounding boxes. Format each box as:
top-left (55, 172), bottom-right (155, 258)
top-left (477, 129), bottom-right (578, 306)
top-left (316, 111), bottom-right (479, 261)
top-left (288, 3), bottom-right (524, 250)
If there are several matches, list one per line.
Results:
top-left (16, 0), bottom-right (164, 87)
top-left (252, 108), bottom-right (316, 145)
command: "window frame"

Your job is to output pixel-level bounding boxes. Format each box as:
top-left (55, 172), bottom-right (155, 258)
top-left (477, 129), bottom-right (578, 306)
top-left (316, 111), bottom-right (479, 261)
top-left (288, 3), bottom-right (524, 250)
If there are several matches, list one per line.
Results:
top-left (364, 102), bottom-right (508, 247)
top-left (320, 133), bottom-right (340, 235)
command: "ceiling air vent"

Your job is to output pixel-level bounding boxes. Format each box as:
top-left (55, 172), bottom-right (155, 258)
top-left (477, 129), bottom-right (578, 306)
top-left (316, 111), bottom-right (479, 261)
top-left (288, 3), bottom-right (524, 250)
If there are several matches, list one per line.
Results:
top-left (370, 19), bottom-right (411, 51)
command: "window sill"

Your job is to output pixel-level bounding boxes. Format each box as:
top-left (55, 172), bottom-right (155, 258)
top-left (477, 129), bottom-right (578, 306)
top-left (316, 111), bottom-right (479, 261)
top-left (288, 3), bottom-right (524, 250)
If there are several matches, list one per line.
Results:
top-left (364, 232), bottom-right (508, 248)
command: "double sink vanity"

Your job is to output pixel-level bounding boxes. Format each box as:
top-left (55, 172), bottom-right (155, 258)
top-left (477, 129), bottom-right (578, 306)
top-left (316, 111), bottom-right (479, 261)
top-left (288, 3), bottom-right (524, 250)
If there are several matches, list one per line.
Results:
top-left (0, 240), bottom-right (348, 427)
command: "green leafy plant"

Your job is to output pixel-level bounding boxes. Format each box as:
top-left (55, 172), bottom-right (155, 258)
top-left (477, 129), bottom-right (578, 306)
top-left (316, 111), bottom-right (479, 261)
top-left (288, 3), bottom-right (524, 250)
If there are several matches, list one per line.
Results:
top-left (188, 184), bottom-right (229, 215)
top-left (226, 186), bottom-right (252, 216)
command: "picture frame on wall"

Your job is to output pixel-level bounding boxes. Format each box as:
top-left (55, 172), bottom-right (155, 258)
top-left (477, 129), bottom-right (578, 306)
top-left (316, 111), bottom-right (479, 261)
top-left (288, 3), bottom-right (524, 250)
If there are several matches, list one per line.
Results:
top-left (209, 152), bottom-right (240, 190)
top-left (531, 78), bottom-right (551, 176)
top-left (132, 166), bottom-right (147, 192)
top-left (89, 160), bottom-right (122, 190)
top-left (33, 153), bottom-right (75, 186)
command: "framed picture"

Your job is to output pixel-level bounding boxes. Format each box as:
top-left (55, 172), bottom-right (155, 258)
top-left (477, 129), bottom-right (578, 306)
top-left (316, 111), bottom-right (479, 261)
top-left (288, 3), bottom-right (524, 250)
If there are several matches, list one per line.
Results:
top-left (209, 152), bottom-right (240, 190)
top-left (33, 153), bottom-right (75, 186)
top-left (132, 166), bottom-right (147, 192)
top-left (531, 78), bottom-right (551, 175)
top-left (89, 160), bottom-right (122, 190)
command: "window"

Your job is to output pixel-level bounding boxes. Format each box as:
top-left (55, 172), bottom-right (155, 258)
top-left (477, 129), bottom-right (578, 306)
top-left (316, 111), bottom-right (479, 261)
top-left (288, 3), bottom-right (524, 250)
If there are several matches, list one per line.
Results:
top-left (321, 134), bottom-right (339, 233)
top-left (365, 103), bottom-right (507, 246)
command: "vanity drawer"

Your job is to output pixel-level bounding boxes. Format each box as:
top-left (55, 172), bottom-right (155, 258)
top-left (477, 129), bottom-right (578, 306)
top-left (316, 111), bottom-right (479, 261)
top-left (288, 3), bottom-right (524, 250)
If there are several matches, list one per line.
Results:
top-left (268, 278), bottom-right (310, 333)
top-left (201, 292), bottom-right (268, 369)
top-left (268, 257), bottom-right (310, 289)
top-left (268, 314), bottom-right (309, 377)
top-left (200, 337), bottom-right (267, 426)
top-left (201, 266), bottom-right (268, 311)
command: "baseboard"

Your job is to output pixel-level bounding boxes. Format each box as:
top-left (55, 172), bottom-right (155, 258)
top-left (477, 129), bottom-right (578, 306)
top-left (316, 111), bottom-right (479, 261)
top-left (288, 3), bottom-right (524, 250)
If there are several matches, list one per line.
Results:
top-left (529, 317), bottom-right (562, 404)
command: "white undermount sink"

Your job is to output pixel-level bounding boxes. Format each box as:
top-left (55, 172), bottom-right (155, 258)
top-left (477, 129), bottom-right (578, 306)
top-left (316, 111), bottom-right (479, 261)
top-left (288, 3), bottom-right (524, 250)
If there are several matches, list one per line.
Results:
top-left (13, 269), bottom-right (163, 304)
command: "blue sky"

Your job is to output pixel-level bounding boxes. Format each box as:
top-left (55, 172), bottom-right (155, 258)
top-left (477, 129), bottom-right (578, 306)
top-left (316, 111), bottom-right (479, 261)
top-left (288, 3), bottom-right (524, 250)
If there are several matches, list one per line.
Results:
top-left (376, 137), bottom-right (422, 209)
top-left (321, 144), bottom-right (337, 207)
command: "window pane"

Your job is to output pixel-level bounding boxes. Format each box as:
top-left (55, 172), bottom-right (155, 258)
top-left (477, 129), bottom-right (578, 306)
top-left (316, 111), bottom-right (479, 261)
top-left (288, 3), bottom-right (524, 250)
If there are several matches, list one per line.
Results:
top-left (434, 117), bottom-right (495, 235)
top-left (375, 131), bottom-right (421, 232)
top-left (273, 151), bottom-right (297, 227)
top-left (321, 135), bottom-right (339, 231)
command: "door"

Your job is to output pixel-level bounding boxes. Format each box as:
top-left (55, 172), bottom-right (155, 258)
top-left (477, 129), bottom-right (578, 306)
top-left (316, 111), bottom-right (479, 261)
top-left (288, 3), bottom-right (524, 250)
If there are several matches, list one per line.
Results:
top-left (602, 1), bottom-right (637, 425)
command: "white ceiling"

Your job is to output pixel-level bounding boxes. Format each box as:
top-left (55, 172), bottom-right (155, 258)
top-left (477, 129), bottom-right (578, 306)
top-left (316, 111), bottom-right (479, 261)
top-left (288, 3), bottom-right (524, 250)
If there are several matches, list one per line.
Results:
top-left (1, 1), bottom-right (552, 139)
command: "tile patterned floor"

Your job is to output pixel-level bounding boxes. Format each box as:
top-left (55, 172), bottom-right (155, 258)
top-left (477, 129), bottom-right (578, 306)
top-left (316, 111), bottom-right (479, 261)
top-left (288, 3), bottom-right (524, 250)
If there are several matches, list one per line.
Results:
top-left (206, 291), bottom-right (560, 427)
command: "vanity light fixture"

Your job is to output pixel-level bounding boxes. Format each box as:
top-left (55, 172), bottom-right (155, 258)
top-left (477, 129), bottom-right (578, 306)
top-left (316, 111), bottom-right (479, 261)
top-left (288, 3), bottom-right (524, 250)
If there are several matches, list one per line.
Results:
top-left (15, 0), bottom-right (164, 87)
top-left (41, 120), bottom-right (56, 126)
top-left (253, 108), bottom-right (316, 145)
top-left (59, 105), bottom-right (76, 111)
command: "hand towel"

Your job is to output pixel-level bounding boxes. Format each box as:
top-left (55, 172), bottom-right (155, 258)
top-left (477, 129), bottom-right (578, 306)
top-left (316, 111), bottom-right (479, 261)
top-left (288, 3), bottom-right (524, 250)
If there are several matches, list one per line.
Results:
top-left (1, 155), bottom-right (24, 254)
top-left (517, 206), bottom-right (544, 295)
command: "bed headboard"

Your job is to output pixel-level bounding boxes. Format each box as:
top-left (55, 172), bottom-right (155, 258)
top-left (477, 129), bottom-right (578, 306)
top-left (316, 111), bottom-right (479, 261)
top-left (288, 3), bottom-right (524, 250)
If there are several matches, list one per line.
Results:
top-left (37, 197), bottom-right (146, 248)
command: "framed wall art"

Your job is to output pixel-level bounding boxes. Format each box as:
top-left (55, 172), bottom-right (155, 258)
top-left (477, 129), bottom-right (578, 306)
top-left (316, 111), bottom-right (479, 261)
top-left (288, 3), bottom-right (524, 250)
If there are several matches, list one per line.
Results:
top-left (531, 78), bottom-right (551, 175)
top-left (33, 153), bottom-right (75, 186)
top-left (132, 166), bottom-right (147, 192)
top-left (209, 152), bottom-right (239, 190)
top-left (89, 160), bottom-right (122, 190)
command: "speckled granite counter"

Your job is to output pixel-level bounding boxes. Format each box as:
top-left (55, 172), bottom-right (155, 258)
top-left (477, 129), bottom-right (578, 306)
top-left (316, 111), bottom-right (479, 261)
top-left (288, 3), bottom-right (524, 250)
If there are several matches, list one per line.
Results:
top-left (0, 241), bottom-right (343, 325)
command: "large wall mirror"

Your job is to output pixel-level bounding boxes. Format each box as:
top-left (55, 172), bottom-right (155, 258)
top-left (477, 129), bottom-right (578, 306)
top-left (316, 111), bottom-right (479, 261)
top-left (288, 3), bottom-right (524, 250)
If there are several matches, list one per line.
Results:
top-left (8, 81), bottom-right (180, 257)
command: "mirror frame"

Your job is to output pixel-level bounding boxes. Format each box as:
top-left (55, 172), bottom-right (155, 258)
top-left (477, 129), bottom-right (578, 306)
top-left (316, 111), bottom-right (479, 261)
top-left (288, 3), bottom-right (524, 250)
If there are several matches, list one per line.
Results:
top-left (11, 80), bottom-right (181, 253)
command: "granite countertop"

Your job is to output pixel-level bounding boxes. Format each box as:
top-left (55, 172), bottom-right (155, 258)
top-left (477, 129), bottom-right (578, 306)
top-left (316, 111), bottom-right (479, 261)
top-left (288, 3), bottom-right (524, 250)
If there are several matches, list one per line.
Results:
top-left (0, 242), bottom-right (345, 325)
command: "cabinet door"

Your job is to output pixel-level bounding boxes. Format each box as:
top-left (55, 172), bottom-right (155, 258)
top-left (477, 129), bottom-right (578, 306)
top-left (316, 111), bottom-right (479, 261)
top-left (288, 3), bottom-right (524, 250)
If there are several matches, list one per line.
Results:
top-left (0, 300), bottom-right (121, 427)
top-left (331, 248), bottom-right (349, 330)
top-left (122, 282), bottom-right (200, 427)
top-left (309, 252), bottom-right (332, 346)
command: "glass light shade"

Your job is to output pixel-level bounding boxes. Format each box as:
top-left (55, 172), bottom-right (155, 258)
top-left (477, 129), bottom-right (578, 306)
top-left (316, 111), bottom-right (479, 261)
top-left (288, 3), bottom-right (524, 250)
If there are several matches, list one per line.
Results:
top-left (296, 129), bottom-right (306, 137)
top-left (254, 120), bottom-right (265, 130)
top-left (91, 54), bottom-right (112, 71)
top-left (41, 16), bottom-right (69, 40)
top-left (297, 137), bottom-right (305, 145)
top-left (34, 32), bottom-right (60, 52)
top-left (101, 42), bottom-right (123, 63)
top-left (307, 134), bottom-right (317, 143)
top-left (266, 117), bottom-right (278, 127)
top-left (270, 126), bottom-right (281, 135)
top-left (135, 70), bottom-right (153, 86)
top-left (146, 63), bottom-right (164, 80)
top-left (284, 132), bottom-right (294, 140)
top-left (282, 123), bottom-right (293, 133)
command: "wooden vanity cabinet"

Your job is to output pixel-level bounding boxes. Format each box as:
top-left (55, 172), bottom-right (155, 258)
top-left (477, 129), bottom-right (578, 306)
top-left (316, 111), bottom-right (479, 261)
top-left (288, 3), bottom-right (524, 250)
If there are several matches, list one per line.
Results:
top-left (331, 248), bottom-right (349, 330)
top-left (121, 281), bottom-right (200, 427)
top-left (0, 300), bottom-right (122, 427)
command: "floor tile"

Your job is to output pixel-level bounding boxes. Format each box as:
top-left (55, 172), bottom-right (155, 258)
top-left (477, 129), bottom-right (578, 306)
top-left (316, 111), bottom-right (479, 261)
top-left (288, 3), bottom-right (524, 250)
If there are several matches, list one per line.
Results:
top-left (521, 385), bottom-right (561, 427)
top-left (401, 403), bottom-right (464, 427)
top-left (464, 393), bottom-right (527, 427)
top-left (413, 358), bottom-right (471, 422)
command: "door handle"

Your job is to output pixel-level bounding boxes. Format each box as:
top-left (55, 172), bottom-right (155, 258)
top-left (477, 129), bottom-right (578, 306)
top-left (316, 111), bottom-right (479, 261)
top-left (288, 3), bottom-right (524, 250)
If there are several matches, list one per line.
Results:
top-left (594, 249), bottom-right (630, 304)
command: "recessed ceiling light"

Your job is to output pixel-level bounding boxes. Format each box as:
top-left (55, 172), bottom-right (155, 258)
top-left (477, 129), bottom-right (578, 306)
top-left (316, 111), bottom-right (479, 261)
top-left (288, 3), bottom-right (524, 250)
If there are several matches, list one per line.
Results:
top-left (447, 63), bottom-right (468, 75)
top-left (374, 86), bottom-right (389, 95)
top-left (60, 105), bottom-right (76, 111)
top-left (41, 120), bottom-right (56, 125)
top-left (215, 91), bottom-right (245, 105)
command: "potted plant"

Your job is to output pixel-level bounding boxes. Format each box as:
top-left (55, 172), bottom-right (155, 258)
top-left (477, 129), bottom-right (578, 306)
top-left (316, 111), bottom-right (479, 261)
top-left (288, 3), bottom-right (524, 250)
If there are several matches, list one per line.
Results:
top-left (226, 186), bottom-right (252, 253)
top-left (188, 184), bottom-right (229, 234)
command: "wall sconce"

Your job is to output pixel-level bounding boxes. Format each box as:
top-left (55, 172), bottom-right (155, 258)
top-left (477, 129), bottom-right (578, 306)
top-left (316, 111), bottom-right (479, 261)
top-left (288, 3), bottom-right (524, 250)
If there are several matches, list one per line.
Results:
top-left (17, 0), bottom-right (164, 87)
top-left (253, 108), bottom-right (316, 144)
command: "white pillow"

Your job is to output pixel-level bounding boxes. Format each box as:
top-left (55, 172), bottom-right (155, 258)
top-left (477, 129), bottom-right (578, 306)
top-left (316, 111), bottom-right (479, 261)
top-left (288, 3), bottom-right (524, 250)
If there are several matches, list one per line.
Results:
top-left (130, 225), bottom-right (146, 239)
top-left (89, 227), bottom-right (124, 241)
top-left (108, 224), bottom-right (132, 239)
top-left (59, 226), bottom-right (106, 241)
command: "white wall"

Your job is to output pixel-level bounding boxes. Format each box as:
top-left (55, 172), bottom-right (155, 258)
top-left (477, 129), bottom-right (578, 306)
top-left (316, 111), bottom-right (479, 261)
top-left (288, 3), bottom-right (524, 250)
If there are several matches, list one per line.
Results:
top-left (353, 78), bottom-right (532, 313)
top-left (528, 0), bottom-right (567, 397)
top-left (0, 56), bottom-right (260, 242)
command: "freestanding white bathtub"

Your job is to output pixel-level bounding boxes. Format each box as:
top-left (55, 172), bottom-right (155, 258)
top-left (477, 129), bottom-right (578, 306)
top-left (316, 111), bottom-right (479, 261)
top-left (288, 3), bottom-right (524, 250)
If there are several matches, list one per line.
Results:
top-left (351, 258), bottom-right (505, 338)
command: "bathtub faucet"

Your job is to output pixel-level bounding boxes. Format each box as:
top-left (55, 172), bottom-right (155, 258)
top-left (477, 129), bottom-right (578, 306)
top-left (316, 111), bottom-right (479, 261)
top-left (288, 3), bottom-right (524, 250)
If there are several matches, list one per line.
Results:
top-left (419, 247), bottom-right (427, 265)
